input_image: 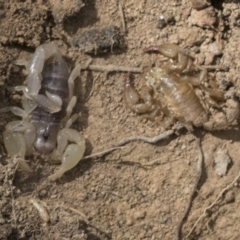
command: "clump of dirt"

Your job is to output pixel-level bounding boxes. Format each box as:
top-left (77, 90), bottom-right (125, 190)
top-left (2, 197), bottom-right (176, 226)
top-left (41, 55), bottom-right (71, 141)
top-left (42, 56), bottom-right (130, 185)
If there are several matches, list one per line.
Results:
top-left (190, 0), bottom-right (212, 10)
top-left (49, 0), bottom-right (84, 23)
top-left (72, 26), bottom-right (123, 54)
top-left (188, 6), bottom-right (217, 28)
top-left (0, 2), bottom-right (50, 48)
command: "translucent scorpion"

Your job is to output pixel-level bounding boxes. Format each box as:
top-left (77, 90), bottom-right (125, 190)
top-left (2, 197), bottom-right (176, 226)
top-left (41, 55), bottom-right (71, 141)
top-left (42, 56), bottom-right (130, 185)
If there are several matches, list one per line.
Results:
top-left (124, 43), bottom-right (239, 131)
top-left (0, 42), bottom-right (86, 181)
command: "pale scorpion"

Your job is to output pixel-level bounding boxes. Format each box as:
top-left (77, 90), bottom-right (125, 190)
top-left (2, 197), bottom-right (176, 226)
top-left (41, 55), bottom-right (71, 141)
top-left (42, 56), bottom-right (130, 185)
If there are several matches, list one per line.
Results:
top-left (0, 42), bottom-right (86, 181)
top-left (124, 43), bottom-right (239, 131)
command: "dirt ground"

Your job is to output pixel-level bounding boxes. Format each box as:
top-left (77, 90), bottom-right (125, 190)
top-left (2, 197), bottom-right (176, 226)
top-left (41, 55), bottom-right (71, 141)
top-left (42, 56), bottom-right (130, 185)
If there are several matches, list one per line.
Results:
top-left (1, 0), bottom-right (240, 239)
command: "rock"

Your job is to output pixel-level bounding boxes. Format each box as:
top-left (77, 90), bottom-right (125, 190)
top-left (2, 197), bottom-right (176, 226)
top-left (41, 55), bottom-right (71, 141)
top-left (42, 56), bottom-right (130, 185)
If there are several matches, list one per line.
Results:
top-left (49, 0), bottom-right (85, 23)
top-left (72, 26), bottom-right (123, 54)
top-left (214, 147), bottom-right (231, 177)
top-left (190, 0), bottom-right (211, 10)
top-left (188, 7), bottom-right (217, 29)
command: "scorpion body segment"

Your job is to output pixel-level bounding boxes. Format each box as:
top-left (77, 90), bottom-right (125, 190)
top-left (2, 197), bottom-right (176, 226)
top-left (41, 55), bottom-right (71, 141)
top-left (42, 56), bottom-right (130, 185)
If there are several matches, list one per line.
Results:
top-left (1, 42), bottom-right (86, 180)
top-left (124, 44), bottom-right (239, 131)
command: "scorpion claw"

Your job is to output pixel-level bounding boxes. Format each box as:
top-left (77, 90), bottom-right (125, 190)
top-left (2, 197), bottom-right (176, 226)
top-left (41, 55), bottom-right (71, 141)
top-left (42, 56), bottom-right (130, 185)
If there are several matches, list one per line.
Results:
top-left (144, 43), bottom-right (179, 58)
top-left (144, 43), bottom-right (193, 72)
top-left (48, 142), bottom-right (85, 181)
top-left (48, 130), bottom-right (85, 181)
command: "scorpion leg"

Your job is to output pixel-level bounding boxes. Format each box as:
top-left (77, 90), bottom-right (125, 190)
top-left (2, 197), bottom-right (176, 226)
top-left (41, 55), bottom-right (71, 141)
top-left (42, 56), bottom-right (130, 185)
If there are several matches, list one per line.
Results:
top-left (203, 87), bottom-right (225, 108)
top-left (21, 96), bottom-right (38, 114)
top-left (13, 59), bottom-right (30, 69)
top-left (0, 96), bottom-right (38, 118)
top-left (203, 99), bottom-right (240, 130)
top-left (1, 85), bottom-right (37, 116)
top-left (197, 68), bottom-right (225, 107)
top-left (60, 64), bottom-right (80, 125)
top-left (0, 106), bottom-right (28, 119)
top-left (225, 99), bottom-right (240, 126)
top-left (61, 96), bottom-right (77, 127)
top-left (68, 64), bottom-right (81, 100)
top-left (48, 114), bottom-right (85, 181)
top-left (144, 43), bottom-right (193, 72)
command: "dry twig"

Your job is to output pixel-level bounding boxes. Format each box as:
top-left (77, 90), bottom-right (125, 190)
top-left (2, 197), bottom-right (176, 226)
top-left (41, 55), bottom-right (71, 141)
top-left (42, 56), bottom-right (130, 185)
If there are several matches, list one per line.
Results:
top-left (61, 205), bottom-right (89, 223)
top-left (200, 65), bottom-right (228, 71)
top-left (113, 130), bottom-right (174, 147)
top-left (85, 72), bottom-right (101, 102)
top-left (176, 137), bottom-right (203, 240)
top-left (186, 170), bottom-right (240, 238)
top-left (118, 3), bottom-right (126, 33)
top-left (113, 124), bottom-right (183, 147)
top-left (5, 161), bottom-right (20, 228)
top-left (82, 147), bottom-right (123, 160)
top-left (82, 64), bottom-right (142, 73)
top-left (143, 155), bottom-right (182, 167)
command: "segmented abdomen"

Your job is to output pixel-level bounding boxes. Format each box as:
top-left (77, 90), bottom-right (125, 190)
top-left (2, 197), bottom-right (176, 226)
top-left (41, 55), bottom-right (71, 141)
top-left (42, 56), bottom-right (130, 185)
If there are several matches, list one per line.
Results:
top-left (31, 58), bottom-right (70, 154)
top-left (168, 82), bottom-right (208, 126)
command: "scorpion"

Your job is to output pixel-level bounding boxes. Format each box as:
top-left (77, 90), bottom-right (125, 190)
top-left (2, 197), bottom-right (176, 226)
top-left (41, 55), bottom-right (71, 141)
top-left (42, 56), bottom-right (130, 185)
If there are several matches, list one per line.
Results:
top-left (0, 42), bottom-right (86, 181)
top-left (124, 43), bottom-right (239, 131)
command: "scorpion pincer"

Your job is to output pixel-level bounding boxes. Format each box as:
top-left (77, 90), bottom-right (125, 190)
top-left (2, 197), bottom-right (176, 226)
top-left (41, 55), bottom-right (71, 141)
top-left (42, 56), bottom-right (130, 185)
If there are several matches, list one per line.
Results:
top-left (0, 42), bottom-right (86, 181)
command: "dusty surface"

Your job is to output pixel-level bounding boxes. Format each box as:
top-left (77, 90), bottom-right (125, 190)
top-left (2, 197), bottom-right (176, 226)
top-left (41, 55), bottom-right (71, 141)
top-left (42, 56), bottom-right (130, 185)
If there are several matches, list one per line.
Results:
top-left (1, 0), bottom-right (240, 240)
